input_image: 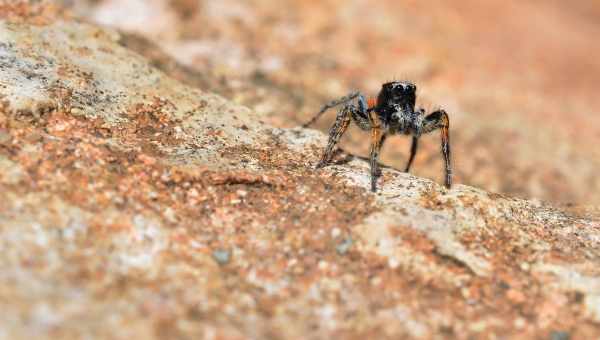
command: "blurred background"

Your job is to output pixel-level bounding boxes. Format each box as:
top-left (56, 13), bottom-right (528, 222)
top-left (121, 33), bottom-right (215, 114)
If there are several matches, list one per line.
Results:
top-left (60, 0), bottom-right (600, 205)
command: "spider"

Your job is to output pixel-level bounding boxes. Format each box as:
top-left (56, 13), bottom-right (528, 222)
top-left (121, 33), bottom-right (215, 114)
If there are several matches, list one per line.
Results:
top-left (303, 81), bottom-right (452, 192)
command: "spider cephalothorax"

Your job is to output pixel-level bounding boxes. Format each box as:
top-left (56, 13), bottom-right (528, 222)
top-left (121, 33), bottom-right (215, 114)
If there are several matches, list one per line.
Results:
top-left (303, 81), bottom-right (452, 192)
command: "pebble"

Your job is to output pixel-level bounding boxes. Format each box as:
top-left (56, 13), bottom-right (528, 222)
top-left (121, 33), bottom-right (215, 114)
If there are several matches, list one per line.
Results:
top-left (336, 237), bottom-right (353, 255)
top-left (513, 317), bottom-right (526, 329)
top-left (212, 249), bottom-right (231, 265)
top-left (331, 227), bottom-right (341, 238)
top-left (550, 331), bottom-right (570, 340)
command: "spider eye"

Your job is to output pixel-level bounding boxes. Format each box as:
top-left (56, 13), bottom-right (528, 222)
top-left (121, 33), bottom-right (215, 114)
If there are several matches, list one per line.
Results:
top-left (393, 82), bottom-right (415, 93)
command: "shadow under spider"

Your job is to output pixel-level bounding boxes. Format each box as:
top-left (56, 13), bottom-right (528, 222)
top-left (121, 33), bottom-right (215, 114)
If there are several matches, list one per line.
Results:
top-left (329, 148), bottom-right (396, 172)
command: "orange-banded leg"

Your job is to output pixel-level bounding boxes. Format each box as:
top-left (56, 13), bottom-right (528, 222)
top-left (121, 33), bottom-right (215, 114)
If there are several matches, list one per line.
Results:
top-left (423, 110), bottom-right (452, 188)
top-left (405, 136), bottom-right (419, 172)
top-left (315, 106), bottom-right (353, 168)
top-left (368, 111), bottom-right (386, 192)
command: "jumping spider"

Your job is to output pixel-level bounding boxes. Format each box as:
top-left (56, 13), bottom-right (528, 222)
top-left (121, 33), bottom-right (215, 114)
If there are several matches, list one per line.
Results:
top-left (303, 81), bottom-right (452, 192)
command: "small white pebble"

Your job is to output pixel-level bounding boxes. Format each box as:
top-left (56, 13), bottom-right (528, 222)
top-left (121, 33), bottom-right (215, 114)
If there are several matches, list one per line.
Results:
top-left (163, 207), bottom-right (177, 223)
top-left (331, 228), bottom-right (341, 238)
top-left (189, 240), bottom-right (202, 249)
top-left (318, 260), bottom-right (329, 271)
top-left (187, 188), bottom-right (199, 198)
top-left (514, 317), bottom-right (526, 329)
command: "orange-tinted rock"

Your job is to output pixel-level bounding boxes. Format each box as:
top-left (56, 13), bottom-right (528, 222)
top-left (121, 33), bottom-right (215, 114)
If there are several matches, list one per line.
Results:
top-left (1, 3), bottom-right (600, 340)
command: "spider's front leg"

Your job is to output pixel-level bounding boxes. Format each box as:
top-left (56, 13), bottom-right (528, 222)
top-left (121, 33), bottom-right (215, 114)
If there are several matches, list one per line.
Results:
top-left (405, 108), bottom-right (425, 173)
top-left (314, 104), bottom-right (354, 169)
top-left (405, 136), bottom-right (419, 172)
top-left (368, 111), bottom-right (387, 192)
top-left (422, 109), bottom-right (452, 188)
top-left (314, 93), bottom-right (369, 169)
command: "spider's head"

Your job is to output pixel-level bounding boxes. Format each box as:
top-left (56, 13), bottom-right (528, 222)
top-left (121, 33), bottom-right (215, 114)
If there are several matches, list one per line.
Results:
top-left (377, 81), bottom-right (416, 112)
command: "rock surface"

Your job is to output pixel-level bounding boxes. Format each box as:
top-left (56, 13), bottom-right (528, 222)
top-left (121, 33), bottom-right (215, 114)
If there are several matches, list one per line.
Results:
top-left (1, 5), bottom-right (600, 340)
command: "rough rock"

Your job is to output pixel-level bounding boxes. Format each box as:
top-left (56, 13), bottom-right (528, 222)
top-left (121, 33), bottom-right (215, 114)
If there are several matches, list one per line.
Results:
top-left (1, 7), bottom-right (600, 340)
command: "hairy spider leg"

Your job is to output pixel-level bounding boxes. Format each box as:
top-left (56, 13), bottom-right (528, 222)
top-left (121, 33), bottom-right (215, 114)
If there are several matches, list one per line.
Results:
top-left (368, 110), bottom-right (387, 192)
top-left (440, 115), bottom-right (452, 188)
top-left (315, 105), bottom-right (354, 168)
top-left (405, 136), bottom-right (419, 172)
top-left (422, 110), bottom-right (452, 188)
top-left (302, 91), bottom-right (362, 127)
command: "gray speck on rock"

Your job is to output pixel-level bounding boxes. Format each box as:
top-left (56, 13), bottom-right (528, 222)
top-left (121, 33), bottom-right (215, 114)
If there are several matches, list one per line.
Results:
top-left (212, 249), bottom-right (231, 265)
top-left (336, 237), bottom-right (353, 255)
top-left (550, 331), bottom-right (570, 340)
